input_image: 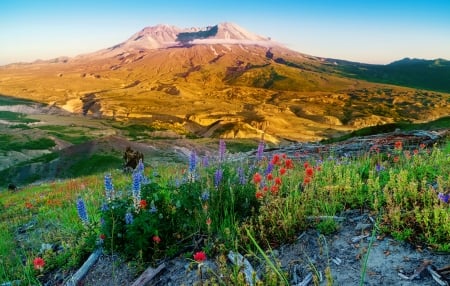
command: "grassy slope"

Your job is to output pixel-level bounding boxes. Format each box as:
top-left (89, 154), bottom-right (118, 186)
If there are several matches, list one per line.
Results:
top-left (331, 58), bottom-right (450, 93)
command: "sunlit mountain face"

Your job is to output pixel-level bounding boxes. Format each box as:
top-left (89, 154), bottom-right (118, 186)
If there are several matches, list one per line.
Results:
top-left (0, 22), bottom-right (449, 142)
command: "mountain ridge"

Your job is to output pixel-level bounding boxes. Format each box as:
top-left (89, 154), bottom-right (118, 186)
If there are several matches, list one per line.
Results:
top-left (0, 22), bottom-right (449, 143)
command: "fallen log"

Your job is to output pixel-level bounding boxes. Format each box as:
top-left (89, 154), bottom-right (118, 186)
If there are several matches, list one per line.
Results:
top-left (65, 248), bottom-right (102, 286)
top-left (131, 263), bottom-right (166, 286)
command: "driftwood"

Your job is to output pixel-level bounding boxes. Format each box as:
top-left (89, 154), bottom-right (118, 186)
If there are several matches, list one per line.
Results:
top-left (131, 263), bottom-right (166, 286)
top-left (228, 251), bottom-right (260, 286)
top-left (64, 248), bottom-right (102, 286)
top-left (247, 129), bottom-right (449, 161)
top-left (123, 146), bottom-right (144, 171)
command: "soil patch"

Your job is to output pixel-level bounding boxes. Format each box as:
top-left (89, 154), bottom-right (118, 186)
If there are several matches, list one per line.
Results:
top-left (79, 210), bottom-right (449, 285)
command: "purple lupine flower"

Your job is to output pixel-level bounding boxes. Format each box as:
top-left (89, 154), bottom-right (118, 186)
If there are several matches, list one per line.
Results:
top-left (104, 174), bottom-right (114, 201)
top-left (189, 151), bottom-right (197, 174)
top-left (136, 159), bottom-right (144, 174)
top-left (149, 200), bottom-right (158, 214)
top-left (132, 171), bottom-right (141, 197)
top-left (438, 193), bottom-right (450, 203)
top-left (202, 156), bottom-right (209, 167)
top-left (219, 139), bottom-right (226, 162)
top-left (256, 140), bottom-right (265, 161)
top-left (214, 168), bottom-right (223, 188)
top-left (264, 162), bottom-right (274, 176)
top-left (237, 166), bottom-right (246, 185)
top-left (76, 197), bottom-right (89, 224)
top-left (125, 212), bottom-right (134, 224)
top-left (101, 202), bottom-right (109, 211)
top-left (201, 191), bottom-right (210, 201)
top-left (174, 178), bottom-right (181, 188)
top-left (375, 163), bottom-right (385, 173)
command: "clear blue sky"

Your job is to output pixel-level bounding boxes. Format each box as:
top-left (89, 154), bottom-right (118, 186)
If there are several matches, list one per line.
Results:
top-left (1, 0), bottom-right (449, 65)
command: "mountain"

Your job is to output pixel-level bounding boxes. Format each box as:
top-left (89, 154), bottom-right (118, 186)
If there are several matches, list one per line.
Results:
top-left (0, 22), bottom-right (449, 143)
top-left (328, 57), bottom-right (450, 93)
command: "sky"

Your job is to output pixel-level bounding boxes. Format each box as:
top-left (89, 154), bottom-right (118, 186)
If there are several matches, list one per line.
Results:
top-left (1, 0), bottom-right (449, 65)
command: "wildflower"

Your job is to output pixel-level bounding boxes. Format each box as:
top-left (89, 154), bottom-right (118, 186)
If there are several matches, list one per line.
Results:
top-left (214, 168), bottom-right (223, 188)
top-left (201, 191), bottom-right (210, 201)
top-left (25, 202), bottom-right (33, 209)
top-left (280, 168), bottom-right (286, 176)
top-left (264, 162), bottom-right (274, 176)
top-left (393, 156), bottom-right (399, 163)
top-left (125, 212), bottom-right (133, 224)
top-left (375, 163), bottom-right (385, 172)
top-left (99, 233), bottom-right (106, 240)
top-left (76, 197), bottom-right (89, 224)
top-left (149, 200), bottom-right (158, 214)
top-left (202, 156), bottom-right (209, 167)
top-left (139, 199), bottom-right (147, 209)
top-left (266, 173), bottom-right (273, 181)
top-left (304, 162), bottom-right (309, 169)
top-left (305, 167), bottom-right (314, 177)
top-left (413, 149), bottom-right (419, 155)
top-left (101, 202), bottom-right (109, 211)
top-left (256, 140), bottom-right (265, 161)
top-left (394, 141), bottom-right (403, 150)
top-left (104, 174), bottom-right (114, 201)
top-left (237, 166), bottom-right (246, 185)
top-left (219, 139), bottom-right (226, 162)
top-left (419, 143), bottom-right (426, 149)
top-left (438, 193), bottom-right (450, 203)
top-left (189, 151), bottom-right (197, 174)
top-left (271, 154), bottom-right (281, 165)
top-left (303, 176), bottom-right (312, 185)
top-left (255, 190), bottom-right (264, 199)
top-left (33, 257), bottom-right (45, 271)
top-left (193, 251), bottom-right (207, 263)
top-left (270, 185), bottom-right (279, 194)
top-left (206, 217), bottom-right (211, 226)
top-left (285, 159), bottom-right (294, 169)
top-left (274, 177), bottom-right (282, 186)
top-left (153, 235), bottom-right (161, 244)
top-left (132, 171), bottom-right (141, 197)
top-left (262, 185), bottom-right (269, 192)
top-left (136, 159), bottom-right (144, 174)
top-left (253, 173), bottom-right (262, 184)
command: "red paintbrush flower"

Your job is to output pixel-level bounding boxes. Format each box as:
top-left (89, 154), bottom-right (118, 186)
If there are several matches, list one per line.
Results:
top-left (153, 235), bottom-right (161, 244)
top-left (193, 251), bottom-right (207, 262)
top-left (33, 257), bottom-right (45, 270)
top-left (139, 199), bottom-right (147, 209)
top-left (305, 167), bottom-right (314, 177)
top-left (255, 190), bottom-right (264, 199)
top-left (253, 173), bottom-right (262, 184)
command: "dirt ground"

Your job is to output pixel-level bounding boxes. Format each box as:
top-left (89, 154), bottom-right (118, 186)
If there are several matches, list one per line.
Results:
top-left (78, 209), bottom-right (449, 286)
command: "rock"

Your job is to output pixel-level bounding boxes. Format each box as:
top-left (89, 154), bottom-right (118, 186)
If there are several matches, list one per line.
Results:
top-left (355, 223), bottom-right (372, 231)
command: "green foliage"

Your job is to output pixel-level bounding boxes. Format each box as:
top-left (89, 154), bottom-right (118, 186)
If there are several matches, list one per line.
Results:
top-left (0, 135), bottom-right (55, 151)
top-left (37, 125), bottom-right (94, 144)
top-left (67, 154), bottom-right (123, 177)
top-left (112, 123), bottom-right (158, 140)
top-left (333, 58), bottom-right (450, 93)
top-left (0, 95), bottom-right (35, 106)
top-left (0, 111), bottom-right (39, 123)
top-left (324, 116), bottom-right (450, 143)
